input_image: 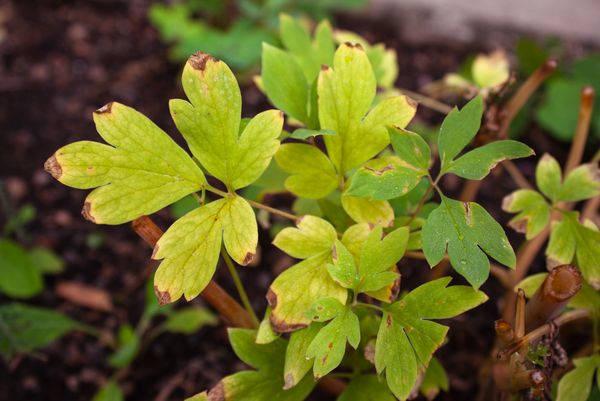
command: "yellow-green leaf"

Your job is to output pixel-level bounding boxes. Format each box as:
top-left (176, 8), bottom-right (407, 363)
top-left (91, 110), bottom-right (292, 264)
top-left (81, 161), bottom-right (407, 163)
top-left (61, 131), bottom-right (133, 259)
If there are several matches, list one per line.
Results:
top-left (341, 193), bottom-right (394, 226)
top-left (502, 189), bottom-right (551, 239)
top-left (275, 143), bottom-right (338, 199)
top-left (153, 196), bottom-right (257, 304)
top-left (319, 43), bottom-right (416, 172)
top-left (273, 215), bottom-right (337, 259)
top-left (46, 102), bottom-right (205, 224)
top-left (171, 53), bottom-right (283, 189)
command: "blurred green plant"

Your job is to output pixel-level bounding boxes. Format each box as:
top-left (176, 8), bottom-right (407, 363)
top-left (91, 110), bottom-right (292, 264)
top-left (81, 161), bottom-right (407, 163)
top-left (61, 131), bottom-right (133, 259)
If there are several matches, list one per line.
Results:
top-left (516, 39), bottom-right (600, 141)
top-left (149, 0), bottom-right (367, 76)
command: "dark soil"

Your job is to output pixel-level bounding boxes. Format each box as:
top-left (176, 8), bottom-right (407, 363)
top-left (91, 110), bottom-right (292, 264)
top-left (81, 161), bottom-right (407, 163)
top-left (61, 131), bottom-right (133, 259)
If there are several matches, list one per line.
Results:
top-left (0, 1), bottom-right (596, 401)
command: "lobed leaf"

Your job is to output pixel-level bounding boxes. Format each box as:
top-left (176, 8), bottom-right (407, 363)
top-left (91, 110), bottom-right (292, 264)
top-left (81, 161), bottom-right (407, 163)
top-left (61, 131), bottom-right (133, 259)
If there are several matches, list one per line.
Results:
top-left (502, 189), bottom-right (551, 239)
top-left (283, 324), bottom-right (322, 389)
top-left (375, 277), bottom-right (487, 400)
top-left (172, 52), bottom-right (283, 189)
top-left (535, 154), bottom-right (562, 202)
top-left (267, 252), bottom-right (347, 333)
top-left (319, 43), bottom-right (416, 172)
top-left (422, 196), bottom-right (515, 288)
top-left (306, 307), bottom-right (360, 379)
top-left (210, 329), bottom-right (315, 401)
top-left (45, 102), bottom-right (205, 224)
top-left (445, 140), bottom-right (534, 180)
top-left (153, 196), bottom-right (257, 304)
top-left (546, 211), bottom-right (600, 289)
top-left (438, 96), bottom-right (483, 172)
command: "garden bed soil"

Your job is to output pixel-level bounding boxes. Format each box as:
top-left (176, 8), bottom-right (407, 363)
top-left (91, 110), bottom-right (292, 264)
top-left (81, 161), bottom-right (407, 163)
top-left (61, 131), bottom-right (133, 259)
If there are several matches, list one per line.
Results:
top-left (0, 1), bottom-right (593, 400)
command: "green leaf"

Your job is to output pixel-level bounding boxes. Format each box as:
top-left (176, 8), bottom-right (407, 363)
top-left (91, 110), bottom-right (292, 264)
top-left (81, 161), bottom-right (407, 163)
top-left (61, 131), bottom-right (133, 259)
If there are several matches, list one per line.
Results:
top-left (319, 43), bottom-right (416, 172)
top-left (389, 126), bottom-right (431, 172)
top-left (328, 240), bottom-right (359, 289)
top-left (420, 357), bottom-right (449, 400)
top-left (164, 307), bottom-right (218, 334)
top-left (556, 355), bottom-right (600, 401)
top-left (570, 281), bottom-right (600, 312)
top-left (306, 307), bottom-right (360, 379)
top-left (257, 307), bottom-right (280, 345)
top-left (0, 239), bottom-right (43, 298)
top-left (261, 43), bottom-right (310, 124)
top-left (279, 14), bottom-right (334, 83)
top-left (0, 303), bottom-right (83, 359)
top-left (444, 140), bottom-right (534, 180)
top-left (210, 329), bottom-right (314, 401)
top-left (536, 153), bottom-right (562, 202)
top-left (341, 193), bottom-right (394, 227)
top-left (502, 189), bottom-right (551, 239)
top-left (267, 252), bottom-right (347, 333)
top-left (289, 128), bottom-right (336, 140)
top-left (558, 163), bottom-right (600, 202)
top-left (514, 273), bottom-right (547, 298)
top-left (536, 79), bottom-right (588, 141)
top-left (284, 324), bottom-right (322, 389)
top-left (337, 375), bottom-right (396, 401)
top-left (92, 380), bottom-right (124, 401)
top-left (438, 96), bottom-right (483, 172)
top-left (28, 247), bottom-right (65, 275)
top-left (154, 196), bottom-right (257, 304)
top-left (273, 215), bottom-right (337, 259)
top-left (306, 297), bottom-right (346, 322)
top-left (46, 102), bottom-right (205, 224)
top-left (546, 211), bottom-right (600, 289)
top-left (275, 143), bottom-right (338, 199)
top-left (346, 156), bottom-right (426, 201)
top-left (172, 53), bottom-right (283, 189)
top-left (375, 278), bottom-right (487, 400)
top-left (109, 324), bottom-right (139, 368)
top-left (422, 196), bottom-right (516, 288)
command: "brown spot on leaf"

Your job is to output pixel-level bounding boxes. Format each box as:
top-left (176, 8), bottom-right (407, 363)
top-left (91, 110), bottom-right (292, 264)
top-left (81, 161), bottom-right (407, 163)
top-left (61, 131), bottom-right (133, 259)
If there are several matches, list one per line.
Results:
top-left (508, 218), bottom-right (528, 234)
top-left (327, 342), bottom-right (333, 349)
top-left (188, 51), bottom-right (218, 71)
top-left (463, 202), bottom-right (472, 225)
top-left (266, 288), bottom-right (308, 333)
top-left (81, 202), bottom-right (96, 223)
top-left (501, 194), bottom-right (514, 211)
top-left (389, 272), bottom-right (401, 302)
top-left (406, 96), bottom-right (418, 109)
top-left (44, 154), bottom-right (62, 180)
top-left (283, 374), bottom-right (295, 390)
top-left (320, 64), bottom-right (330, 71)
top-left (154, 286), bottom-right (172, 306)
top-left (94, 102), bottom-right (113, 114)
top-left (241, 252), bottom-right (254, 266)
top-left (344, 41), bottom-right (363, 50)
top-left (207, 381), bottom-right (225, 401)
top-left (386, 314), bottom-right (393, 328)
top-left (365, 164), bottom-right (395, 176)
top-left (331, 244), bottom-right (337, 260)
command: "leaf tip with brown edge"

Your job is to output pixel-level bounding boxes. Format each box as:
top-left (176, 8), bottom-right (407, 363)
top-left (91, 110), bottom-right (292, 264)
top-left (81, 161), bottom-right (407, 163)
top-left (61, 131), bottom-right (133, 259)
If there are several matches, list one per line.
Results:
top-left (94, 101), bottom-right (114, 115)
top-left (266, 288), bottom-right (308, 333)
top-left (154, 285), bottom-right (172, 306)
top-left (81, 202), bottom-right (96, 223)
top-left (207, 381), bottom-right (225, 401)
top-left (44, 154), bottom-right (62, 180)
top-left (241, 252), bottom-right (254, 266)
top-left (188, 51), bottom-right (218, 71)
top-left (283, 373), bottom-right (295, 390)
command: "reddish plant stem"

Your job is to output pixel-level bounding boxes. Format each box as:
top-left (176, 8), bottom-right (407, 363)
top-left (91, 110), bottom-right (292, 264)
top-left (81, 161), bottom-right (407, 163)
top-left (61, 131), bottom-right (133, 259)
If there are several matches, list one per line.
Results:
top-left (498, 59), bottom-right (558, 139)
top-left (564, 86), bottom-right (594, 175)
top-left (131, 216), bottom-right (347, 395)
top-left (524, 264), bottom-right (582, 332)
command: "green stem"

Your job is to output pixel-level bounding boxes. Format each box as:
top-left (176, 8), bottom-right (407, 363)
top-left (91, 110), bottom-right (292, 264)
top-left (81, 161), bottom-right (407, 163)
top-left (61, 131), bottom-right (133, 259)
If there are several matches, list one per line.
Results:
top-left (355, 302), bottom-right (385, 314)
top-left (205, 184), bottom-right (298, 221)
top-left (220, 247), bottom-right (260, 326)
